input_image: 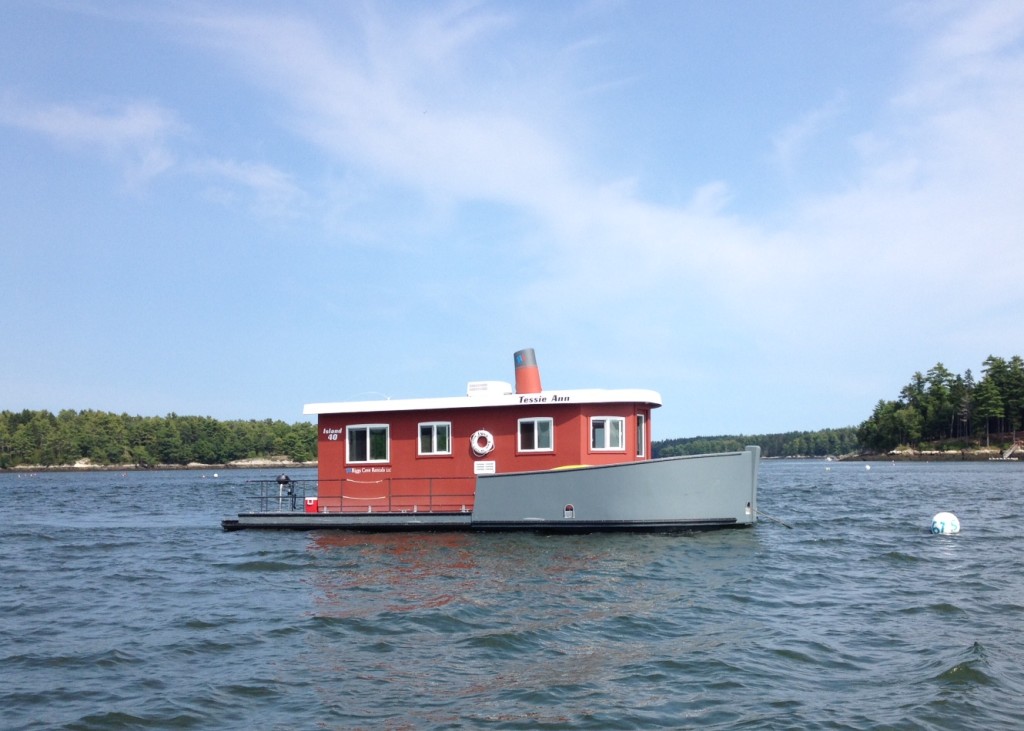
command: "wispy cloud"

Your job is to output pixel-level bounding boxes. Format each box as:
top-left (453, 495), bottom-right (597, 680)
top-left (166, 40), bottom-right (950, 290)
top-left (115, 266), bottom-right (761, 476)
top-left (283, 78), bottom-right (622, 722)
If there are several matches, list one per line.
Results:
top-left (169, 1), bottom-right (1024, 347)
top-left (183, 7), bottom-right (573, 207)
top-left (0, 94), bottom-right (182, 186)
top-left (0, 91), bottom-right (304, 213)
top-left (13, 2), bottom-right (1022, 347)
top-left (770, 93), bottom-right (848, 175)
top-left (926, 0), bottom-right (1024, 63)
top-left (185, 158), bottom-right (305, 216)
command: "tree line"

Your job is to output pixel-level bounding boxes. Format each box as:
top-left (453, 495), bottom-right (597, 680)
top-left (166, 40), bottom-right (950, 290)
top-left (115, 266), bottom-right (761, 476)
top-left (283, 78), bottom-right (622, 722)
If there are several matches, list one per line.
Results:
top-left (655, 355), bottom-right (1024, 457)
top-left (6, 355), bottom-right (1021, 468)
top-left (654, 427), bottom-right (859, 459)
top-left (0, 409), bottom-right (317, 468)
top-left (856, 355), bottom-right (1024, 452)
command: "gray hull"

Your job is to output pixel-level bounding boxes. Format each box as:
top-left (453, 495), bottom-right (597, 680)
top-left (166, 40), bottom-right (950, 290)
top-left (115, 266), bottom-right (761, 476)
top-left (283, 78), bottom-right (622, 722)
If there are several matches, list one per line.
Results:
top-left (222, 446), bottom-right (760, 532)
top-left (471, 446), bottom-right (760, 531)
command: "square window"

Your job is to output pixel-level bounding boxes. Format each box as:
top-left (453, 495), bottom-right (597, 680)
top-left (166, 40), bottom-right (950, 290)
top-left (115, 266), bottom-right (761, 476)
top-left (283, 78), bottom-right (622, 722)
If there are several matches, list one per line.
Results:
top-left (518, 417), bottom-right (554, 452)
top-left (418, 422), bottom-right (452, 455)
top-left (346, 424), bottom-right (390, 463)
top-left (591, 417), bottom-right (625, 451)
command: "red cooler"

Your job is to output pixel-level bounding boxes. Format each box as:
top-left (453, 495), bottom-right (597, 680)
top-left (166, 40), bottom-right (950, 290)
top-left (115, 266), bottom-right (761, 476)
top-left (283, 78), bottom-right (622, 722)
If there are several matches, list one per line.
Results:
top-left (304, 497), bottom-right (319, 513)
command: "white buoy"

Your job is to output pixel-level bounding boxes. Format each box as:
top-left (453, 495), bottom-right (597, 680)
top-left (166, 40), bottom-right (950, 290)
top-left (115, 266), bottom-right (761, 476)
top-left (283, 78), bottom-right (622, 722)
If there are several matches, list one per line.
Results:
top-left (931, 512), bottom-right (960, 535)
top-left (865, 464), bottom-right (871, 471)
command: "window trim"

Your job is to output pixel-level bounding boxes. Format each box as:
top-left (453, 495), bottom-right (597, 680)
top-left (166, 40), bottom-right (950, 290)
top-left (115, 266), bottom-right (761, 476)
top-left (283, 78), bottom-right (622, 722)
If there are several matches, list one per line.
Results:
top-left (636, 413), bottom-right (647, 458)
top-left (346, 423), bottom-right (390, 463)
top-left (417, 421), bottom-right (452, 456)
top-left (517, 416), bottom-right (555, 452)
top-left (590, 416), bottom-right (626, 452)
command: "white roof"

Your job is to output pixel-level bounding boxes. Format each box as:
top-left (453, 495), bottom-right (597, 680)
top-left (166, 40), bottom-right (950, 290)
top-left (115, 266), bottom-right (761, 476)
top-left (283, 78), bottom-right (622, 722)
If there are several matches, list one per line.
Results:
top-left (303, 387), bottom-right (662, 416)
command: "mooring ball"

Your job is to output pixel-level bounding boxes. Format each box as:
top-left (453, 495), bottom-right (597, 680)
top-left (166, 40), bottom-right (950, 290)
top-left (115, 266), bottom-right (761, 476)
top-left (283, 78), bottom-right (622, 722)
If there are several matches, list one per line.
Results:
top-left (931, 512), bottom-right (960, 535)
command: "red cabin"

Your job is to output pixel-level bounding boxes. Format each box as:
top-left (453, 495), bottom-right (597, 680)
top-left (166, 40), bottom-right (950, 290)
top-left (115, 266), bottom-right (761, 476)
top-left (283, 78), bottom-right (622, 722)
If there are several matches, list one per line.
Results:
top-left (304, 350), bottom-right (661, 514)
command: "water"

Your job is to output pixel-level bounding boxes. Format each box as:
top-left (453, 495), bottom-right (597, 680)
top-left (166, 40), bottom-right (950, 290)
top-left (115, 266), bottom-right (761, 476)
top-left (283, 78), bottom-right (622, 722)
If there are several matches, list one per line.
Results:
top-left (2, 461), bottom-right (1023, 730)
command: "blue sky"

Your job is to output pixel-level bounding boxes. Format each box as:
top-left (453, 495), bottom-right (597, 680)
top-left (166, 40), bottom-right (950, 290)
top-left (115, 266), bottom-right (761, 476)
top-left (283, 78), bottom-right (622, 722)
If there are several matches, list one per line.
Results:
top-left (3, 1), bottom-right (1023, 438)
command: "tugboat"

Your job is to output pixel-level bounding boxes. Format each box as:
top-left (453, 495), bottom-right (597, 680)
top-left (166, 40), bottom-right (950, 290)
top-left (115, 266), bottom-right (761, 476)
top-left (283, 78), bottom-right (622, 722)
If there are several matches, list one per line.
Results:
top-left (222, 349), bottom-right (759, 531)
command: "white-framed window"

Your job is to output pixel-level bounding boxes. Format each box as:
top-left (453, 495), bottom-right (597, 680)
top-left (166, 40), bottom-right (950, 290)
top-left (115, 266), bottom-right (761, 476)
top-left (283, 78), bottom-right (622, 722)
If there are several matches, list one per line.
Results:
top-left (346, 424), bottom-right (390, 463)
top-left (591, 416), bottom-right (625, 451)
top-left (518, 417), bottom-right (554, 452)
top-left (636, 414), bottom-right (647, 457)
top-left (418, 422), bottom-right (451, 455)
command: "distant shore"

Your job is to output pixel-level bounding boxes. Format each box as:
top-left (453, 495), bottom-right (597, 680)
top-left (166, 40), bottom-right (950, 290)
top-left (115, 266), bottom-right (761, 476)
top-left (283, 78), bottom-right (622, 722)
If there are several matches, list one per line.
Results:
top-left (1, 457), bottom-right (317, 473)
top-left (840, 447), bottom-right (1019, 462)
top-left (4, 448), bottom-right (1019, 472)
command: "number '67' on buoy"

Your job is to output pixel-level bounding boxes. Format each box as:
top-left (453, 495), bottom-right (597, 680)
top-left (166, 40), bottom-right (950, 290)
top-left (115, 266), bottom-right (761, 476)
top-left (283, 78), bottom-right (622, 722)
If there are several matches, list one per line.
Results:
top-left (931, 512), bottom-right (960, 535)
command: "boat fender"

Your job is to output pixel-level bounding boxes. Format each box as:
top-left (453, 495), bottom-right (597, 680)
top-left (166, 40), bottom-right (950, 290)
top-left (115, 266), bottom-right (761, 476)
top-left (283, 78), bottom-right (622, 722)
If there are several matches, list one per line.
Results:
top-left (471, 429), bottom-right (495, 457)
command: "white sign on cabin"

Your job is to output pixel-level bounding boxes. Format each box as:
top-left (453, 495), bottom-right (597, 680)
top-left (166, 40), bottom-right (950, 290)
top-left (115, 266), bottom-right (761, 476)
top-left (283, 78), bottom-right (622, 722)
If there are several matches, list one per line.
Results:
top-left (473, 460), bottom-right (496, 475)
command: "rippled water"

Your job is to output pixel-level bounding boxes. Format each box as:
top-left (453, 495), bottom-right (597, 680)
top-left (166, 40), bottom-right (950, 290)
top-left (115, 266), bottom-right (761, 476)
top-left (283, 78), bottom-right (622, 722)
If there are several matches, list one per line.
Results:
top-left (2, 461), bottom-right (1023, 730)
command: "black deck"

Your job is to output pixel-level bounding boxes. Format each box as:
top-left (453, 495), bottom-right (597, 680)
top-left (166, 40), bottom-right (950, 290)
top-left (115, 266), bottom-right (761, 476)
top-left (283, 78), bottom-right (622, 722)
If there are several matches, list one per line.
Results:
top-left (220, 512), bottom-right (742, 533)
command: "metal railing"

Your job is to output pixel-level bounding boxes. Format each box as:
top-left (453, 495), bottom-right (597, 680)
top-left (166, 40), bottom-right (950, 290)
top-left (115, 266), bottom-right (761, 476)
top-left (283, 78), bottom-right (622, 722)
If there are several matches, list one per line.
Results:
top-left (244, 476), bottom-right (475, 514)
top-left (247, 478), bottom-right (314, 513)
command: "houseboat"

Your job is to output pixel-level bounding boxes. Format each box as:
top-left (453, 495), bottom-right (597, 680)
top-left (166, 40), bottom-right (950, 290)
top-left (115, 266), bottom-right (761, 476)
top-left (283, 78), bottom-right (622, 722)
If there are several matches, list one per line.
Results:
top-left (221, 349), bottom-right (760, 531)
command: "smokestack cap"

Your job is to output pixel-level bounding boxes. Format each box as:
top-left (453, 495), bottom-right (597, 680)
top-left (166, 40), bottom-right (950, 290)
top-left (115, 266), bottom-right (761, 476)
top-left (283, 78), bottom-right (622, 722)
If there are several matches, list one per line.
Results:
top-left (513, 348), bottom-right (542, 393)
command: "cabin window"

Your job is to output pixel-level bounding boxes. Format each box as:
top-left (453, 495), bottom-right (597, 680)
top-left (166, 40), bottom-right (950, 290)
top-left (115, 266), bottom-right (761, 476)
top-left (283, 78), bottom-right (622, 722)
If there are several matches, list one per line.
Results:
top-left (637, 414), bottom-right (647, 457)
top-left (347, 424), bottom-right (390, 463)
top-left (518, 417), bottom-right (554, 452)
top-left (591, 417), bottom-right (625, 451)
top-left (418, 422), bottom-right (451, 455)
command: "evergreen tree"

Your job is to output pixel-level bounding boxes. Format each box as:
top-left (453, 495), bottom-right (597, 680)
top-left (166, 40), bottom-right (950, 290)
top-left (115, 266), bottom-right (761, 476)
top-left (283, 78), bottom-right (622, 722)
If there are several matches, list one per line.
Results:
top-left (973, 377), bottom-right (1003, 447)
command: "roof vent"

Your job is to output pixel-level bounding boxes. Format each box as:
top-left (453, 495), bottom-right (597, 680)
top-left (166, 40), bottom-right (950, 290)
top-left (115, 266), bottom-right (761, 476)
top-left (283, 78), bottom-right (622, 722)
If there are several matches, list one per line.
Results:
top-left (467, 381), bottom-right (514, 397)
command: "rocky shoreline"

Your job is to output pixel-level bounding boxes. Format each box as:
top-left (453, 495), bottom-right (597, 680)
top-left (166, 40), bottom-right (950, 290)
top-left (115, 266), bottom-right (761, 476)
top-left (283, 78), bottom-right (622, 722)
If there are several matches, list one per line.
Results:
top-left (840, 447), bottom-right (1019, 462)
top-left (6, 448), bottom-right (1019, 471)
top-left (2, 457), bottom-right (317, 473)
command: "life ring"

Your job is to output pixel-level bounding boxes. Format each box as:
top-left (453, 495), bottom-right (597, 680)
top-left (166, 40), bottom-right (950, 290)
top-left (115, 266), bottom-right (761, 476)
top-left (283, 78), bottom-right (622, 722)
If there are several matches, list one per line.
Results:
top-left (470, 429), bottom-right (495, 456)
